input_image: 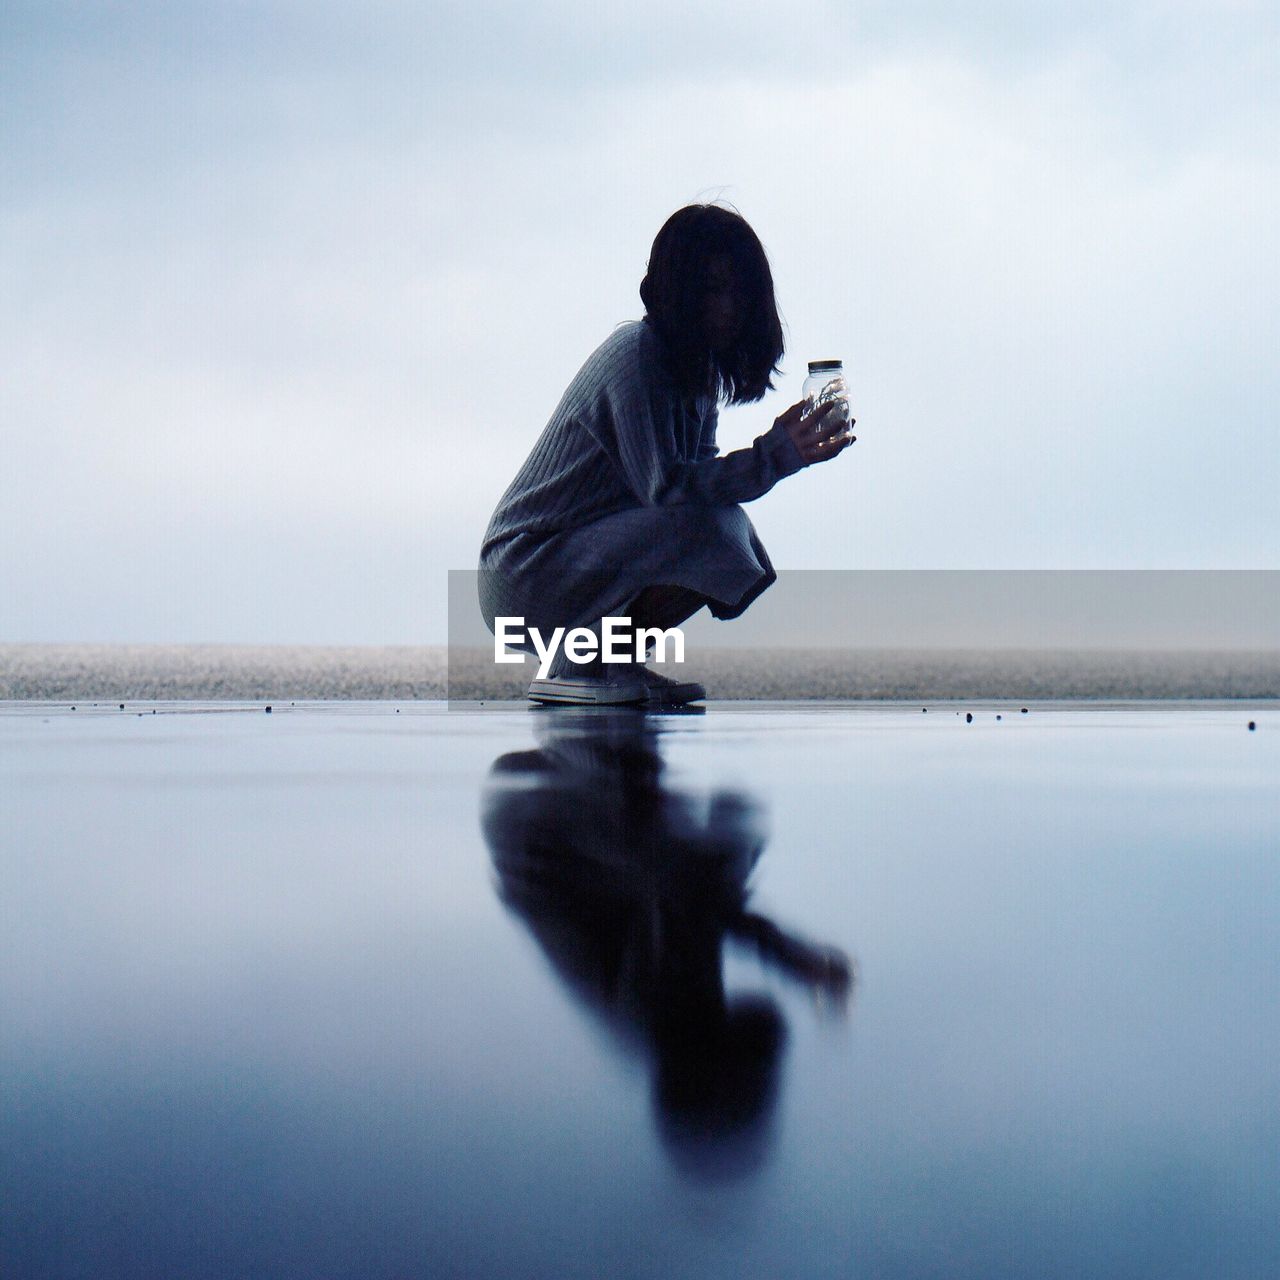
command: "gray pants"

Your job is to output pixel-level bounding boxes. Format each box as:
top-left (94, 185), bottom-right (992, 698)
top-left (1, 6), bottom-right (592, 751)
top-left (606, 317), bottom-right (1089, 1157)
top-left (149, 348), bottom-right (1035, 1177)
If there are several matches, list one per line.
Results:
top-left (478, 504), bottom-right (776, 671)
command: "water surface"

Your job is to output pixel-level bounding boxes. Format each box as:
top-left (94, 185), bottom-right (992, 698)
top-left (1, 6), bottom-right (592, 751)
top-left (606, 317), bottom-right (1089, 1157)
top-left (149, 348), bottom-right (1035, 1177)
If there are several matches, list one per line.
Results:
top-left (2, 702), bottom-right (1276, 1278)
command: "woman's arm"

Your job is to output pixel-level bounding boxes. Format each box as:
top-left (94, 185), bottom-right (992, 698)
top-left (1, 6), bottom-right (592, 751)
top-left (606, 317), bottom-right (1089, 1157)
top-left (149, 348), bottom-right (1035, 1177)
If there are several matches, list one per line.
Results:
top-left (601, 375), bottom-right (851, 508)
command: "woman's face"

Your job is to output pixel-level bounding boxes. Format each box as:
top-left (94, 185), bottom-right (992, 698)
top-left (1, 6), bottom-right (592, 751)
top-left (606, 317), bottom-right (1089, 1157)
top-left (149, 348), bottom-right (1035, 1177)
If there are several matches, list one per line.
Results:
top-left (701, 254), bottom-right (743, 353)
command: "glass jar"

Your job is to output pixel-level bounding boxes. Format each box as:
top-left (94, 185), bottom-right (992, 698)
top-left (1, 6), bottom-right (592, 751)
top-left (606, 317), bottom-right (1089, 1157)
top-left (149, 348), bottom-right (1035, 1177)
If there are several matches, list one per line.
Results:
top-left (802, 359), bottom-right (852, 439)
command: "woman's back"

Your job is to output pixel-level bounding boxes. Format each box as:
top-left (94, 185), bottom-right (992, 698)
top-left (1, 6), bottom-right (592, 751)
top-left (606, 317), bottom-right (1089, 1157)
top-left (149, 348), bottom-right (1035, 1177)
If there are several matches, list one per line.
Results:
top-left (480, 319), bottom-right (715, 570)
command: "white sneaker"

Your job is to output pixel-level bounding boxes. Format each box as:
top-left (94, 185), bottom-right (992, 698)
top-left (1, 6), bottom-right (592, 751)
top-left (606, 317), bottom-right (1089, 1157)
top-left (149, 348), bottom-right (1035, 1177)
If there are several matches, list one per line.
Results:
top-left (527, 669), bottom-right (648, 705)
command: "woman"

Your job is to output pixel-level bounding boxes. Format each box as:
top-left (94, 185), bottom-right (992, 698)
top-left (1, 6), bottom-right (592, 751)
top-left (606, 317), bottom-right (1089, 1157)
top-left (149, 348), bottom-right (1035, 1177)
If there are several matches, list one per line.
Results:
top-left (478, 203), bottom-right (854, 705)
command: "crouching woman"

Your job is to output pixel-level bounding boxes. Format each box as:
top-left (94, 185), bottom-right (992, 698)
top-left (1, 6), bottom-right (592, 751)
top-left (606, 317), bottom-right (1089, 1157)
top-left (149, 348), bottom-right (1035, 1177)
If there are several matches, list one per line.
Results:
top-left (478, 203), bottom-right (853, 706)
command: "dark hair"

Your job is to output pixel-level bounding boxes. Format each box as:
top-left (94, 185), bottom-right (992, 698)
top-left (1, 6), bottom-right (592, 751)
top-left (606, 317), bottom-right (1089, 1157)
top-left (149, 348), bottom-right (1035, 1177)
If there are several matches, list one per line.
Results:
top-left (639, 204), bottom-right (785, 405)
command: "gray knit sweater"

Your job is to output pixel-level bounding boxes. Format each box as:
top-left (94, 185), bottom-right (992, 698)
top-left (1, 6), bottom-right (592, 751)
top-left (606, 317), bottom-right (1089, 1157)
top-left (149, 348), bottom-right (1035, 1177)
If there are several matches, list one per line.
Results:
top-left (480, 319), bottom-right (804, 565)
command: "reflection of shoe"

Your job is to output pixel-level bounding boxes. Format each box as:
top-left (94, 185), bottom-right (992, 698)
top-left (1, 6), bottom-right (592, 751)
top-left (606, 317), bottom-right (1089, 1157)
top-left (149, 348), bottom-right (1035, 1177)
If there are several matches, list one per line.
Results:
top-left (527, 670), bottom-right (647, 705)
top-left (641, 667), bottom-right (706, 705)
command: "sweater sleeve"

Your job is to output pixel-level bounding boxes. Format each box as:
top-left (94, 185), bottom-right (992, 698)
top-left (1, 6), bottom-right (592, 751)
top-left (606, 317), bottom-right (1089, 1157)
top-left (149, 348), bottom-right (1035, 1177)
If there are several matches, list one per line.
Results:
top-left (597, 358), bottom-right (805, 508)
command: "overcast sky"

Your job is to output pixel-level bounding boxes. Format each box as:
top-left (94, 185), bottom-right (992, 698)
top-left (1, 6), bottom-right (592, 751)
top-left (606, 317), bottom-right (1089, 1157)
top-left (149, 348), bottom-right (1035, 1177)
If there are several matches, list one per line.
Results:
top-left (3, 1), bottom-right (1276, 643)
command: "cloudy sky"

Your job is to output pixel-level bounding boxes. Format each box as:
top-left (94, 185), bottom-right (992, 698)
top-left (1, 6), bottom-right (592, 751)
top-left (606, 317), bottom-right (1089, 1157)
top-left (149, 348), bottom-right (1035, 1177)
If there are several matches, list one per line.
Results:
top-left (3, 1), bottom-right (1275, 643)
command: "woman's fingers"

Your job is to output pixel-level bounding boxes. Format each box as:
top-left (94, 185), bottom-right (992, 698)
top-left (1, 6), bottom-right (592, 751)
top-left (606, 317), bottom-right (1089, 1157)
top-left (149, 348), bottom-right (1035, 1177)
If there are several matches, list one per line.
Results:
top-left (775, 398), bottom-right (810, 430)
top-left (796, 401), bottom-right (855, 461)
top-left (812, 434), bottom-right (855, 461)
top-left (807, 400), bottom-right (844, 432)
top-left (779, 397), bottom-right (857, 463)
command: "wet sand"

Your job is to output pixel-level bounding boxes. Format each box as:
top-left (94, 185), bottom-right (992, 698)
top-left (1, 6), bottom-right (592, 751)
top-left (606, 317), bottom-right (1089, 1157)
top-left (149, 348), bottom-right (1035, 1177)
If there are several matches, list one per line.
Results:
top-left (2, 643), bottom-right (1277, 701)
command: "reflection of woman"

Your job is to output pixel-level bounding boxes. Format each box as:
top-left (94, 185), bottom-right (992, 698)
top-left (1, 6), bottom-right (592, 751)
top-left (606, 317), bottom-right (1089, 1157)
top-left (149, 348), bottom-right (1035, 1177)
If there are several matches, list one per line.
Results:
top-left (480, 709), bottom-right (852, 1181)
top-left (478, 203), bottom-right (855, 706)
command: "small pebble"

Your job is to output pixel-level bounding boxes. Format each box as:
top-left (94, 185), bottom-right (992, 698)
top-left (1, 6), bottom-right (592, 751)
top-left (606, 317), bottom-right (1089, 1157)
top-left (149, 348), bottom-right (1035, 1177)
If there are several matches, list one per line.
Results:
top-left (965, 712), bottom-right (973, 723)
top-left (1248, 721), bottom-right (1256, 731)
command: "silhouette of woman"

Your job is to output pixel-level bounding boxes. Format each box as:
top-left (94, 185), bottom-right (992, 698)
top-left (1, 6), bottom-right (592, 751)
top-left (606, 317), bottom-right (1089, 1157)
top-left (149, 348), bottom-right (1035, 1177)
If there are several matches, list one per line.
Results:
top-left (478, 204), bottom-right (855, 706)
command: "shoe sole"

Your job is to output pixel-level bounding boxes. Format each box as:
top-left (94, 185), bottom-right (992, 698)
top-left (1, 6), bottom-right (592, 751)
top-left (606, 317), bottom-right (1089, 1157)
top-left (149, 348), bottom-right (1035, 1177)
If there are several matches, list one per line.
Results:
top-left (527, 678), bottom-right (648, 706)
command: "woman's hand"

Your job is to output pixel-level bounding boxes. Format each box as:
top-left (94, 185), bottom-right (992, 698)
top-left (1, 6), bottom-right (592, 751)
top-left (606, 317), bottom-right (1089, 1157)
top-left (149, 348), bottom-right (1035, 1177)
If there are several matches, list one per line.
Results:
top-left (774, 397), bottom-right (856, 465)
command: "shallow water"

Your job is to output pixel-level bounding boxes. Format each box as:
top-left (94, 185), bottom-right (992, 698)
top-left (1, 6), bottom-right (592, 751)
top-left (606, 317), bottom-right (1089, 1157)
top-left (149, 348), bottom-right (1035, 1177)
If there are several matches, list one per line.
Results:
top-left (2, 702), bottom-right (1277, 1279)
